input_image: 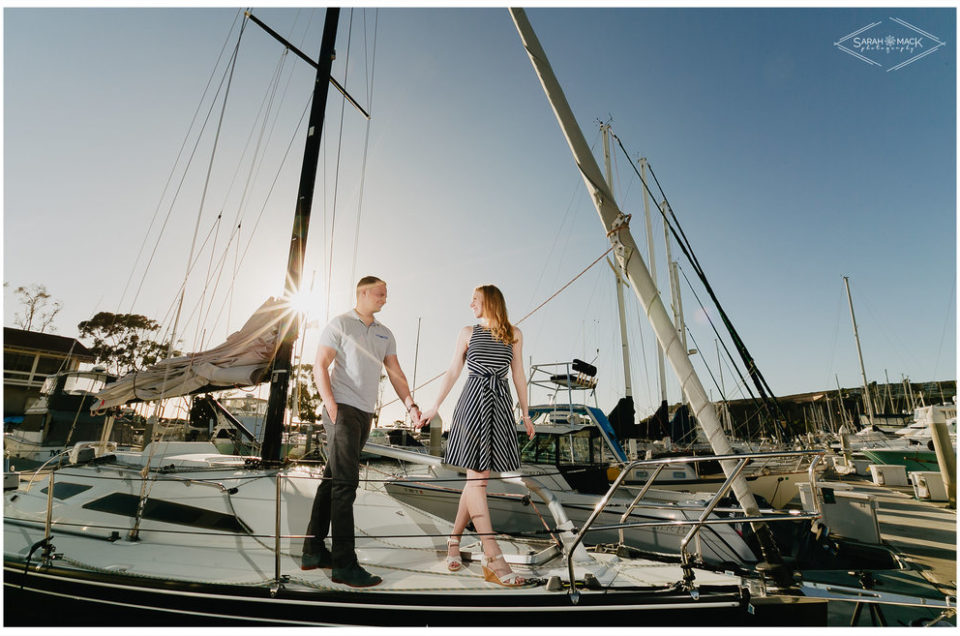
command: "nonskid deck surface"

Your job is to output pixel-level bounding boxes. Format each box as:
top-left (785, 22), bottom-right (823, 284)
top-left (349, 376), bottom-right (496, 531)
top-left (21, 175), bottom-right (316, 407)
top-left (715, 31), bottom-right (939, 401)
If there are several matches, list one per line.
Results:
top-left (5, 475), bottom-right (743, 595)
top-left (5, 512), bottom-right (739, 594)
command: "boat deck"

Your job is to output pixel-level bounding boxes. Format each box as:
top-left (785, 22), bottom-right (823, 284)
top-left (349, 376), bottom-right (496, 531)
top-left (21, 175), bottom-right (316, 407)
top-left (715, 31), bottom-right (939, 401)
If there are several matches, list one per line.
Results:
top-left (831, 476), bottom-right (956, 591)
top-left (814, 475), bottom-right (956, 626)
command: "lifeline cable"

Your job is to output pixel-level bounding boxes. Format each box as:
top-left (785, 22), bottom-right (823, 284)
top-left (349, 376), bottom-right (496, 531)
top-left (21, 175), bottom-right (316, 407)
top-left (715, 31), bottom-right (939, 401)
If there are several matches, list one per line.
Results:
top-left (379, 245), bottom-right (615, 408)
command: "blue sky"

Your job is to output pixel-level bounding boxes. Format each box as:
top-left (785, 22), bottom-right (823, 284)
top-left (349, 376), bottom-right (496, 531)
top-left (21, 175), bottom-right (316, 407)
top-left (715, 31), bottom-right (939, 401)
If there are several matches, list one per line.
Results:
top-left (3, 6), bottom-right (956, 426)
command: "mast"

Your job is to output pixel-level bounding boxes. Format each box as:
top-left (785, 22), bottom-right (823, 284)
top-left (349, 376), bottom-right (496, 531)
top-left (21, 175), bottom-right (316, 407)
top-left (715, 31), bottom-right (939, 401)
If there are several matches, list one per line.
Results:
top-left (842, 275), bottom-right (876, 425)
top-left (509, 8), bottom-right (785, 572)
top-left (835, 374), bottom-right (850, 426)
top-left (640, 158), bottom-right (668, 407)
top-left (669, 259), bottom-right (688, 353)
top-left (884, 369), bottom-right (894, 414)
top-left (260, 9), bottom-right (341, 464)
top-left (601, 124), bottom-right (632, 398)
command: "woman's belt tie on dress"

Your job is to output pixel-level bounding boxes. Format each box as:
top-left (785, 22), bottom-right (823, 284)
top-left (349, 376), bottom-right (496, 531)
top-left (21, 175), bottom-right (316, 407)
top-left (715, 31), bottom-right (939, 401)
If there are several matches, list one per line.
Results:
top-left (470, 371), bottom-right (508, 398)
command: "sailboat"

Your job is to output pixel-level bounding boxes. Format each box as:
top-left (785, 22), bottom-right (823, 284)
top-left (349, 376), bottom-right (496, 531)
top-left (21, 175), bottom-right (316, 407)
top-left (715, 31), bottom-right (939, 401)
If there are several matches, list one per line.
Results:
top-left (4, 9), bottom-right (948, 627)
top-left (3, 9), bottom-right (786, 626)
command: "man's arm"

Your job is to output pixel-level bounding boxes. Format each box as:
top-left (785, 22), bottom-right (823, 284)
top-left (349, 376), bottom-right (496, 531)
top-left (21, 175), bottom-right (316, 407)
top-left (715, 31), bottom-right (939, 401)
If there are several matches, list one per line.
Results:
top-left (383, 354), bottom-right (420, 422)
top-left (313, 345), bottom-right (338, 421)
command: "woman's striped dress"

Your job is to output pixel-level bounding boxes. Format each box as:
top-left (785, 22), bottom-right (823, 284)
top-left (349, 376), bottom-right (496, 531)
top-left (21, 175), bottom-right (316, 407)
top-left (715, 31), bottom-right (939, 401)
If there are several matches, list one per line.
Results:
top-left (444, 325), bottom-right (521, 472)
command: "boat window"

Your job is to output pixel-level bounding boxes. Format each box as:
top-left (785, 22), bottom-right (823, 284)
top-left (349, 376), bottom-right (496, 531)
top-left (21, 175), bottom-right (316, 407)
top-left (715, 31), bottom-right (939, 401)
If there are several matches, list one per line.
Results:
top-left (35, 356), bottom-right (63, 377)
top-left (40, 482), bottom-right (92, 500)
top-left (558, 430), bottom-right (595, 465)
top-left (82, 493), bottom-right (251, 533)
top-left (519, 433), bottom-right (557, 464)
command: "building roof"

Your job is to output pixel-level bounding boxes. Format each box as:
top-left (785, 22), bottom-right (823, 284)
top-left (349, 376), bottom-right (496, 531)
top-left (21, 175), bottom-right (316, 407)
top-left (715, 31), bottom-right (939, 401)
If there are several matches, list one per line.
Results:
top-left (3, 327), bottom-right (95, 361)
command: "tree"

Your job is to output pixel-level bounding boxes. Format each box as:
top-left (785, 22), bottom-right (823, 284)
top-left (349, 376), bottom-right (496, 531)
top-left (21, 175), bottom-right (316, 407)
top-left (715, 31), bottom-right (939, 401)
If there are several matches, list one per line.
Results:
top-left (12, 283), bottom-right (62, 333)
top-left (77, 312), bottom-right (171, 376)
top-left (289, 363), bottom-right (321, 423)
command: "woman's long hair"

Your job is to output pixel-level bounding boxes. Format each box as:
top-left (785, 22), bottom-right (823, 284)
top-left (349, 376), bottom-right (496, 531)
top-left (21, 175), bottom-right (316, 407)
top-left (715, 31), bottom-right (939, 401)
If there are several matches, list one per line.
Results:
top-left (477, 284), bottom-right (515, 345)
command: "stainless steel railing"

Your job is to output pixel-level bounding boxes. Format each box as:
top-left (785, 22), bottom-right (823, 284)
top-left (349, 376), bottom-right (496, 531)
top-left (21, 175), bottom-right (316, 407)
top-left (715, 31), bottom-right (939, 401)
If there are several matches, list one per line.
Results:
top-left (565, 449), bottom-right (825, 602)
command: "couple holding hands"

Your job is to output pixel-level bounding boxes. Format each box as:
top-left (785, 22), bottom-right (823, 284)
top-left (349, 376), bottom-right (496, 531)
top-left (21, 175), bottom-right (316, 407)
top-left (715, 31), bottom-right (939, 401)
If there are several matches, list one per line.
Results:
top-left (301, 277), bottom-right (535, 589)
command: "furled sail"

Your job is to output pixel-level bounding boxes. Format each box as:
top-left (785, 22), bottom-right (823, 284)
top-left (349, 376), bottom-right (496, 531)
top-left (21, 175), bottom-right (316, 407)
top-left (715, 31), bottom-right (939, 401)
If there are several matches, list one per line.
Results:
top-left (91, 297), bottom-right (288, 411)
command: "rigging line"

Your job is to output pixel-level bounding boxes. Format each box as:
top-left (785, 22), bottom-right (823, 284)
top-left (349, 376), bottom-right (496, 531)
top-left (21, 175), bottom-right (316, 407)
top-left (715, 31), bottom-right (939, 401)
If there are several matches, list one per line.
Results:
top-left (644, 161), bottom-right (707, 281)
top-left (609, 133), bottom-right (702, 283)
top-left (675, 263), bottom-right (764, 417)
top-left (127, 15), bottom-right (248, 314)
top-left (683, 323), bottom-right (727, 406)
top-left (220, 50), bottom-right (289, 246)
top-left (530, 130), bottom-right (604, 357)
top-left (350, 8), bottom-right (380, 286)
top-left (194, 212), bottom-right (225, 352)
top-left (515, 245), bottom-right (615, 325)
top-left (227, 13), bottom-right (315, 333)
top-left (118, 9), bottom-right (244, 313)
top-left (195, 53), bottom-right (291, 348)
top-left (325, 8), bottom-right (356, 315)
top-left (147, 189), bottom-right (249, 355)
top-left (380, 244), bottom-right (616, 409)
top-left (180, 19), bottom-right (246, 331)
top-left (209, 96), bottom-right (314, 347)
top-left (641, 156), bottom-right (786, 429)
top-left (146, 213), bottom-right (237, 356)
top-left (229, 221), bottom-right (240, 331)
top-left (236, 94), bottom-right (312, 271)
top-left (857, 280), bottom-right (923, 379)
top-left (218, 51), bottom-right (289, 229)
top-left (625, 278), bottom-right (655, 411)
top-left (578, 266), bottom-right (606, 360)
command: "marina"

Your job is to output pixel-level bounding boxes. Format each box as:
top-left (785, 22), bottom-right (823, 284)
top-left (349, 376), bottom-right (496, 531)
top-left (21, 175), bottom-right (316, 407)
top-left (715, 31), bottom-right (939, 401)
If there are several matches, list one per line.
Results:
top-left (799, 476), bottom-right (956, 626)
top-left (3, 443), bottom-right (956, 627)
top-left (3, 6), bottom-right (956, 629)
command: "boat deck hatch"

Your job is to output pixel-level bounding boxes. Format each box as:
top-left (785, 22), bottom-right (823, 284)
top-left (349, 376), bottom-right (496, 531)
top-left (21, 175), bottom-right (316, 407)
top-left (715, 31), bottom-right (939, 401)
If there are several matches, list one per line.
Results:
top-left (82, 493), bottom-right (251, 533)
top-left (39, 482), bottom-right (92, 500)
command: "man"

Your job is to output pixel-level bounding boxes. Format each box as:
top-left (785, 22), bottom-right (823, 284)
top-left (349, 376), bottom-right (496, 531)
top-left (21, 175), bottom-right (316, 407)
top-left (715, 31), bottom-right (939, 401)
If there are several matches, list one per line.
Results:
top-left (301, 276), bottom-right (421, 587)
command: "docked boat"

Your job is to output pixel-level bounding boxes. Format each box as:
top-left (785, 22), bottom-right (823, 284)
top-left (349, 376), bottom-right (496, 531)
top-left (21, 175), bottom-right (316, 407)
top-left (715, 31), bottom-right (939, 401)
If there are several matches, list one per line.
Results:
top-left (2, 368), bottom-right (138, 470)
top-left (522, 363), bottom-right (819, 509)
top-left (845, 403), bottom-right (956, 472)
top-left (7, 8), bottom-right (950, 627)
top-left (6, 437), bottom-right (808, 626)
top-left (3, 9), bottom-right (810, 626)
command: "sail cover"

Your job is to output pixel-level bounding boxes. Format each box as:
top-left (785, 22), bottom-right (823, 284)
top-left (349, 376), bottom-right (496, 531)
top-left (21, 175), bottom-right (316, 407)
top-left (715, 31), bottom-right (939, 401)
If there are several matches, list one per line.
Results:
top-left (91, 297), bottom-right (288, 411)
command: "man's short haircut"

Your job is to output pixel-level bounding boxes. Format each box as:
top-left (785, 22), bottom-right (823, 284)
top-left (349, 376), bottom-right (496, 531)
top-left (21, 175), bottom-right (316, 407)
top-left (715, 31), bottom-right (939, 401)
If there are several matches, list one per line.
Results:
top-left (356, 276), bottom-right (385, 296)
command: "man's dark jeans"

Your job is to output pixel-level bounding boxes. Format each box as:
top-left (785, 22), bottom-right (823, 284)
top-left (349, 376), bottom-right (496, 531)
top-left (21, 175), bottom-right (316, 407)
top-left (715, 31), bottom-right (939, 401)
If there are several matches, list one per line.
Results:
top-left (303, 403), bottom-right (374, 568)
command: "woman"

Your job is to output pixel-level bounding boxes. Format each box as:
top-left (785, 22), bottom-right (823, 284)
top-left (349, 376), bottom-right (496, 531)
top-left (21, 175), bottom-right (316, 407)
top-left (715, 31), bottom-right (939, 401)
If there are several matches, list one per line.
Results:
top-left (417, 285), bottom-right (535, 587)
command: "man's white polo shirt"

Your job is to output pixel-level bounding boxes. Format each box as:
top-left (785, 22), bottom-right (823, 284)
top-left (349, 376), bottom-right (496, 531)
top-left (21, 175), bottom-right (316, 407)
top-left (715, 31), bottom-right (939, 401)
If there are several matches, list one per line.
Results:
top-left (319, 309), bottom-right (397, 413)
